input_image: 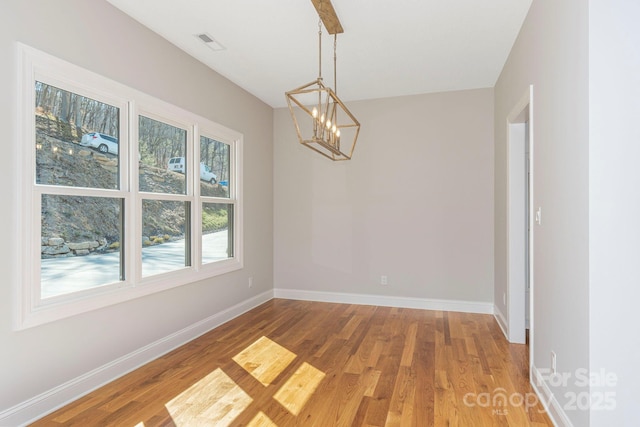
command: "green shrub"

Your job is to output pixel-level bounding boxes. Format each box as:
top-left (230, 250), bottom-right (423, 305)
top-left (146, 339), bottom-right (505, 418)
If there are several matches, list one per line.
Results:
top-left (202, 208), bottom-right (228, 233)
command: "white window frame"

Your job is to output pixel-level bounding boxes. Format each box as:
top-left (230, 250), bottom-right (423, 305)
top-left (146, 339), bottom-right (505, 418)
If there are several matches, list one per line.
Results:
top-left (15, 44), bottom-right (243, 329)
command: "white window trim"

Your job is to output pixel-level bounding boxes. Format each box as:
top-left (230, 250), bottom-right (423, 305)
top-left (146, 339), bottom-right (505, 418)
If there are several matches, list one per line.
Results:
top-left (15, 43), bottom-right (243, 330)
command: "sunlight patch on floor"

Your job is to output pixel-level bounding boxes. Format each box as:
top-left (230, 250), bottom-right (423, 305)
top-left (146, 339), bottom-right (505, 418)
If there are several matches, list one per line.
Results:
top-left (273, 362), bottom-right (326, 416)
top-left (233, 336), bottom-right (297, 386)
top-left (246, 411), bottom-right (278, 426)
top-left (165, 368), bottom-right (252, 426)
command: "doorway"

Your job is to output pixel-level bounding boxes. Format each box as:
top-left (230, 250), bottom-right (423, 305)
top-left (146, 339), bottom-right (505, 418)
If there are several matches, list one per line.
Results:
top-left (506, 86), bottom-right (533, 350)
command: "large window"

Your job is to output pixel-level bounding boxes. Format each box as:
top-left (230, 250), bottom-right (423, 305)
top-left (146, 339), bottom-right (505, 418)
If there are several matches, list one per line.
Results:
top-left (17, 45), bottom-right (243, 329)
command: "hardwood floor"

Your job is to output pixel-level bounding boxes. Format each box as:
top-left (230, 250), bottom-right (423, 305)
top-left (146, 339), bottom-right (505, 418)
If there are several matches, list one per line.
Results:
top-left (32, 299), bottom-right (552, 426)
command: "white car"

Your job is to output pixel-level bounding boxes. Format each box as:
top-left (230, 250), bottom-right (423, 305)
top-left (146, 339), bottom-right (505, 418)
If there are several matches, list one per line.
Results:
top-left (80, 132), bottom-right (118, 155)
top-left (168, 157), bottom-right (217, 184)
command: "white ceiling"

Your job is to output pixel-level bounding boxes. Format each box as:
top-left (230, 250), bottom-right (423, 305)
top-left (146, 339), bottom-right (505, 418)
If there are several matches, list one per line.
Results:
top-left (106, 0), bottom-right (532, 108)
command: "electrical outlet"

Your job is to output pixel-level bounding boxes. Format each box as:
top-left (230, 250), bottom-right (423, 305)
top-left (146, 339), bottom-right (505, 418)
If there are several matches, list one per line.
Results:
top-left (248, 277), bottom-right (253, 288)
top-left (551, 351), bottom-right (557, 374)
top-left (380, 275), bottom-right (388, 285)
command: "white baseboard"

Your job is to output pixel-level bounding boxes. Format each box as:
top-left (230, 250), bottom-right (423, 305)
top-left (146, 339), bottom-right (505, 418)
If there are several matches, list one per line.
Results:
top-left (0, 290), bottom-right (274, 427)
top-left (531, 365), bottom-right (573, 427)
top-left (493, 304), bottom-right (508, 339)
top-left (273, 288), bottom-right (494, 314)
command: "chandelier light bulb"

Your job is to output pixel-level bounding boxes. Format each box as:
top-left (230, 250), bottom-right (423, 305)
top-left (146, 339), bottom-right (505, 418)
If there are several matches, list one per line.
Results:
top-left (312, 107), bottom-right (319, 136)
top-left (326, 120), bottom-right (331, 130)
top-left (320, 114), bottom-right (325, 124)
top-left (332, 124), bottom-right (337, 133)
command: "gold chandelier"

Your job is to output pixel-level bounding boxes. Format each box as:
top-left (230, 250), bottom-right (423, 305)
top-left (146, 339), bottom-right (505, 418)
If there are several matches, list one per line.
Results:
top-left (285, 0), bottom-right (360, 161)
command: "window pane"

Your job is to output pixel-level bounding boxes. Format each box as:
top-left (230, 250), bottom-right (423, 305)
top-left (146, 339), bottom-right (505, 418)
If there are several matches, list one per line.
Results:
top-left (202, 203), bottom-right (233, 264)
top-left (200, 136), bottom-right (230, 198)
top-left (139, 116), bottom-right (186, 194)
top-left (41, 194), bottom-right (123, 299)
top-left (35, 82), bottom-right (120, 189)
top-left (142, 200), bottom-right (190, 277)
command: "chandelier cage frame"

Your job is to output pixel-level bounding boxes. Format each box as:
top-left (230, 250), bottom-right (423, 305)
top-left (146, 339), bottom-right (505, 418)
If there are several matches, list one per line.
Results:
top-left (285, 2), bottom-right (361, 161)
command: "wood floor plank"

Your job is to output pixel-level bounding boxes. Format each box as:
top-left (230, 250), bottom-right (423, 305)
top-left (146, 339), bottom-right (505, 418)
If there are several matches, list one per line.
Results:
top-left (363, 368), bottom-right (382, 397)
top-left (400, 322), bottom-right (418, 367)
top-left (384, 365), bottom-right (416, 426)
top-left (31, 299), bottom-right (553, 427)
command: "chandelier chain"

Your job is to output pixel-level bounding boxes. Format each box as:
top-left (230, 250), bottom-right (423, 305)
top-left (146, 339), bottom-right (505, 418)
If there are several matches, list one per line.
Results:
top-left (318, 20), bottom-right (322, 80)
top-left (334, 34), bottom-right (337, 95)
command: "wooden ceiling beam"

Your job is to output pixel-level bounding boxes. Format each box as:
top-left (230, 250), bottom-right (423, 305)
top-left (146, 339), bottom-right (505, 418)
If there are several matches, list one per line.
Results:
top-left (310, 0), bottom-right (344, 34)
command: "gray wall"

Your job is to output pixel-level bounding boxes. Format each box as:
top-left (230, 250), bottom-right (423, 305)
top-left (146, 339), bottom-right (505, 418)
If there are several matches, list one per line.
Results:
top-left (494, 0), bottom-right (589, 425)
top-left (497, 1), bottom-right (640, 424)
top-left (274, 89), bottom-right (494, 304)
top-left (589, 1), bottom-right (640, 425)
top-left (0, 0), bottom-right (273, 417)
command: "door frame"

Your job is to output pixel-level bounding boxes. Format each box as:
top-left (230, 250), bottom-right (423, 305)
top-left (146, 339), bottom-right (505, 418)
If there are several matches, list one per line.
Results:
top-left (506, 85), bottom-right (534, 356)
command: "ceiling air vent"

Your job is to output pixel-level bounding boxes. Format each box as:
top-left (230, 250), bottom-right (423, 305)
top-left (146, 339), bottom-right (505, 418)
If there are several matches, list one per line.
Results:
top-left (196, 33), bottom-right (226, 51)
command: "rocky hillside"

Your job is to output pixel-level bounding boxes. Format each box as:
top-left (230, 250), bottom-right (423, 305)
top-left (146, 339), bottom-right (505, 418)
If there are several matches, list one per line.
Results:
top-left (36, 115), bottom-right (227, 258)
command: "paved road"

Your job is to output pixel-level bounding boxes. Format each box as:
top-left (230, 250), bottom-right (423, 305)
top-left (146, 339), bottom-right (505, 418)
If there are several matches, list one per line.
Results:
top-left (41, 230), bottom-right (229, 298)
